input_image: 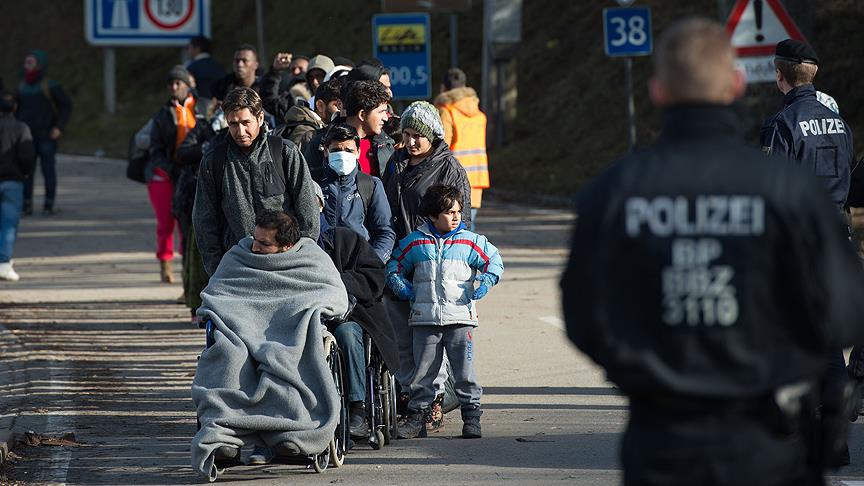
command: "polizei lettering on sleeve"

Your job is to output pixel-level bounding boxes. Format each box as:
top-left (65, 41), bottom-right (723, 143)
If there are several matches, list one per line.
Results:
top-left (798, 118), bottom-right (845, 137)
top-left (625, 195), bottom-right (765, 237)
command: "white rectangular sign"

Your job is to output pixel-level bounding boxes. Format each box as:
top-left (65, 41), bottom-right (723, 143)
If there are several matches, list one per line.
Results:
top-left (85, 0), bottom-right (211, 46)
top-left (736, 56), bottom-right (776, 84)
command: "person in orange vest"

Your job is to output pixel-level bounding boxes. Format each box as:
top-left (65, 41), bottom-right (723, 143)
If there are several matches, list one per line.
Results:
top-left (434, 68), bottom-right (488, 230)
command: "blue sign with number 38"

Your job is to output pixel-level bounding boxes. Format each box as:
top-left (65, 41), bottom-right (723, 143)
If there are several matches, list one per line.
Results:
top-left (603, 7), bottom-right (652, 57)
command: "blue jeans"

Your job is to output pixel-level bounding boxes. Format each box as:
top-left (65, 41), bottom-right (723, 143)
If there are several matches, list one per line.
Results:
top-left (24, 139), bottom-right (57, 206)
top-left (333, 321), bottom-right (365, 402)
top-left (0, 181), bottom-right (24, 263)
top-left (470, 208), bottom-right (478, 231)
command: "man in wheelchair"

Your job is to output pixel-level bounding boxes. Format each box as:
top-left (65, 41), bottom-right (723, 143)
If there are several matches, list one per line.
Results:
top-left (318, 217), bottom-right (400, 442)
top-left (191, 211), bottom-right (349, 481)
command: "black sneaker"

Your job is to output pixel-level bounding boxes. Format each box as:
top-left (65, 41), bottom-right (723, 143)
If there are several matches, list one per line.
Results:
top-left (462, 416), bottom-right (482, 438)
top-left (397, 408), bottom-right (428, 439)
top-left (349, 405), bottom-right (370, 438)
top-left (213, 445), bottom-right (241, 468)
top-left (461, 405), bottom-right (483, 439)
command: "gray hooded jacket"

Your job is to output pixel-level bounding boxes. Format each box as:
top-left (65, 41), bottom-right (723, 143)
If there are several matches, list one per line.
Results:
top-left (193, 132), bottom-right (320, 275)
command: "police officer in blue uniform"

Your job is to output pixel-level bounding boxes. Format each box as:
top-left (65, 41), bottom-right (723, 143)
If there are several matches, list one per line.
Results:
top-left (760, 39), bottom-right (855, 211)
top-left (761, 39), bottom-right (859, 466)
top-left (561, 19), bottom-right (864, 485)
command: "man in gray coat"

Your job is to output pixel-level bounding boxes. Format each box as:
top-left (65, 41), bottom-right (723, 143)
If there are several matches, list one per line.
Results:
top-left (193, 87), bottom-right (319, 275)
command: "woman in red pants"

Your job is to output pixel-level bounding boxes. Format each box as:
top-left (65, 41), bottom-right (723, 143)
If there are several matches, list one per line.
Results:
top-left (146, 65), bottom-right (198, 282)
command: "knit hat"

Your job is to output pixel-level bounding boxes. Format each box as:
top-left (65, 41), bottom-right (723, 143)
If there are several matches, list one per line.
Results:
top-left (167, 64), bottom-right (193, 86)
top-left (307, 55), bottom-right (335, 77)
top-left (400, 101), bottom-right (444, 141)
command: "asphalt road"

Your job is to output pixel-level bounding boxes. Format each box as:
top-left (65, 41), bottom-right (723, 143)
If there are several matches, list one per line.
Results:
top-left (0, 155), bottom-right (863, 485)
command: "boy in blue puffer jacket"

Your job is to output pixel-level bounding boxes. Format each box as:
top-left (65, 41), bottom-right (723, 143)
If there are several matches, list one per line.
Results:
top-left (386, 184), bottom-right (503, 439)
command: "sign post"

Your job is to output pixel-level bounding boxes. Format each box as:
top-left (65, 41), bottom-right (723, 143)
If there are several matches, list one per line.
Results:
top-left (725, 0), bottom-right (806, 83)
top-left (603, 4), bottom-right (652, 152)
top-left (85, 0), bottom-right (212, 113)
top-left (372, 13), bottom-right (432, 100)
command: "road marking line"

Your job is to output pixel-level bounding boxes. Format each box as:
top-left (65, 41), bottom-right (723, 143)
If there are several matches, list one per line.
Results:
top-left (840, 482), bottom-right (864, 485)
top-left (538, 316), bottom-right (565, 331)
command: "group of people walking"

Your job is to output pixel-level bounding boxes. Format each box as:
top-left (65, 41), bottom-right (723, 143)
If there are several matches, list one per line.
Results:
top-left (131, 36), bottom-right (501, 469)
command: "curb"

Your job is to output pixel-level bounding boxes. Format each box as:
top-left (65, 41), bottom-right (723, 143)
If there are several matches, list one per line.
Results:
top-left (0, 322), bottom-right (26, 469)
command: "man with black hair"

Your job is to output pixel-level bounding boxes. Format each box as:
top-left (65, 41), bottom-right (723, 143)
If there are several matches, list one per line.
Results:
top-left (193, 87), bottom-right (320, 276)
top-left (320, 122), bottom-right (394, 263)
top-left (210, 44), bottom-right (261, 104)
top-left (0, 91), bottom-right (35, 281)
top-left (303, 80), bottom-right (394, 183)
top-left (251, 210), bottom-right (300, 254)
top-left (186, 35), bottom-right (225, 102)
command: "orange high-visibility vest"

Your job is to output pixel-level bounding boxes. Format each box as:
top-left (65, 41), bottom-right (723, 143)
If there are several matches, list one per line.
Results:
top-left (443, 105), bottom-right (489, 189)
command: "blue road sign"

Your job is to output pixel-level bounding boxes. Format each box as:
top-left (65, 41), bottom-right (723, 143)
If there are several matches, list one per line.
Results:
top-left (372, 13), bottom-right (431, 100)
top-left (603, 7), bottom-right (653, 57)
top-left (85, 0), bottom-right (211, 46)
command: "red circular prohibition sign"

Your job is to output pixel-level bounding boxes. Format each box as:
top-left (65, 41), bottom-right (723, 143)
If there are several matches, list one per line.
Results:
top-left (144, 0), bottom-right (196, 29)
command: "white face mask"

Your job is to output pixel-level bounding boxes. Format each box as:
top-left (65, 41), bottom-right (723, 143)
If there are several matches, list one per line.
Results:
top-left (327, 151), bottom-right (358, 176)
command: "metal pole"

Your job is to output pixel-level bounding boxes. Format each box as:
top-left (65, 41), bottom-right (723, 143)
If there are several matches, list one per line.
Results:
top-left (104, 47), bottom-right (116, 115)
top-left (450, 14), bottom-right (459, 68)
top-left (481, 0), bottom-right (491, 142)
top-left (625, 57), bottom-right (635, 152)
top-left (255, 0), bottom-right (266, 65)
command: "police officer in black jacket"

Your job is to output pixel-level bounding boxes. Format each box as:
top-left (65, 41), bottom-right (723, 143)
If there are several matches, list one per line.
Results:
top-left (561, 19), bottom-right (864, 486)
top-left (761, 39), bottom-right (859, 465)
top-left (760, 39), bottom-right (855, 210)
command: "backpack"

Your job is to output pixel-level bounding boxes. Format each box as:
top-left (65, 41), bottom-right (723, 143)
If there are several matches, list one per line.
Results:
top-left (126, 118), bottom-right (154, 183)
top-left (355, 170), bottom-right (374, 212)
top-left (211, 133), bottom-right (286, 198)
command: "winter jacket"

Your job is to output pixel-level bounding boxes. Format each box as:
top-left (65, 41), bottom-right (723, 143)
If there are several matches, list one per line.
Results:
top-left (276, 105), bottom-right (324, 151)
top-left (15, 50), bottom-right (72, 141)
top-left (193, 132), bottom-right (321, 275)
top-left (0, 113), bottom-right (36, 181)
top-left (321, 226), bottom-right (399, 372)
top-left (434, 87), bottom-right (489, 203)
top-left (303, 117), bottom-right (395, 183)
top-left (387, 222), bottom-right (503, 327)
top-left (260, 70), bottom-right (294, 123)
top-left (149, 96), bottom-right (197, 182)
top-left (186, 54), bottom-right (226, 100)
top-left (321, 166), bottom-right (396, 263)
top-left (382, 140), bottom-right (472, 241)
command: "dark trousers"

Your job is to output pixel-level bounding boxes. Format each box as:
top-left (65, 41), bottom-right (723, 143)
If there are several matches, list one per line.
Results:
top-left (24, 139), bottom-right (57, 207)
top-left (622, 410), bottom-right (821, 486)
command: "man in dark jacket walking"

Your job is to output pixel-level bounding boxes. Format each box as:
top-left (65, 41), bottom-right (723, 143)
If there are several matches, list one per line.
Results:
top-left (185, 35), bottom-right (225, 115)
top-left (0, 92), bottom-right (36, 281)
top-left (561, 18), bottom-right (864, 485)
top-left (16, 49), bottom-right (72, 215)
top-left (193, 87), bottom-right (320, 276)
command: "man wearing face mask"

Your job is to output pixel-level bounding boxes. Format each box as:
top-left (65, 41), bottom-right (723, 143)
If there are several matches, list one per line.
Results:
top-left (320, 123), bottom-right (395, 263)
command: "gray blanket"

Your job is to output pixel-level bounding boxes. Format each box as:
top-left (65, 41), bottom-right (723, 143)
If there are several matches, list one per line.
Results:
top-left (191, 237), bottom-right (348, 480)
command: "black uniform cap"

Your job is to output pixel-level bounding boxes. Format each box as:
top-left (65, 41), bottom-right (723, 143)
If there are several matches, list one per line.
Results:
top-left (774, 39), bottom-right (819, 65)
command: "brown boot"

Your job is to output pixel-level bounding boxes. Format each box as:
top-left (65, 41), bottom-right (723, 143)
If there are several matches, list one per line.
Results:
top-left (159, 260), bottom-right (174, 283)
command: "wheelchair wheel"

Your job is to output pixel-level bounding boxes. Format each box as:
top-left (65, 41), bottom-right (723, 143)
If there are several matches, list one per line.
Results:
top-left (313, 449), bottom-right (330, 473)
top-left (383, 370), bottom-right (398, 444)
top-left (324, 336), bottom-right (347, 468)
